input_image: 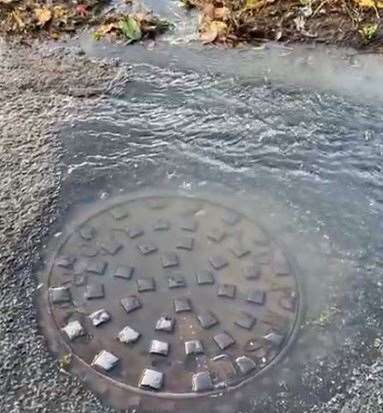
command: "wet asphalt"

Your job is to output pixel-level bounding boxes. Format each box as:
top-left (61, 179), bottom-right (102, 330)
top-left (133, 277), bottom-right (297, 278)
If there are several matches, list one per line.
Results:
top-left (0, 42), bottom-right (382, 413)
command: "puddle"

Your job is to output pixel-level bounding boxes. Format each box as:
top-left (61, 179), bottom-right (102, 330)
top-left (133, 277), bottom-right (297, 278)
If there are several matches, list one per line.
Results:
top-left (38, 192), bottom-right (304, 411)
top-left (33, 25), bottom-right (383, 412)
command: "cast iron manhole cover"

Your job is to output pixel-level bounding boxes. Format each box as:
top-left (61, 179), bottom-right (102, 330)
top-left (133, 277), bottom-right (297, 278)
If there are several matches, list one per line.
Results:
top-left (39, 193), bottom-right (302, 402)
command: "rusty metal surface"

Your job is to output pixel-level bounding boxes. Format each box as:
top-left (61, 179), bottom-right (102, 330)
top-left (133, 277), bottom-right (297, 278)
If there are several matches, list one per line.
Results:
top-left (41, 194), bottom-right (302, 401)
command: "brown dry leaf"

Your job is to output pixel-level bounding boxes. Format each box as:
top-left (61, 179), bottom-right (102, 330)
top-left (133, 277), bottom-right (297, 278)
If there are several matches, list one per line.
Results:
top-left (245, 0), bottom-right (261, 9)
top-left (203, 4), bottom-right (216, 19)
top-left (200, 20), bottom-right (227, 43)
top-left (97, 22), bottom-right (119, 35)
top-left (214, 7), bottom-right (229, 20)
top-left (35, 7), bottom-right (52, 27)
top-left (356, 0), bottom-right (383, 7)
top-left (53, 5), bottom-right (68, 19)
top-left (51, 31), bottom-right (60, 40)
top-left (200, 21), bottom-right (218, 43)
top-left (133, 11), bottom-right (151, 23)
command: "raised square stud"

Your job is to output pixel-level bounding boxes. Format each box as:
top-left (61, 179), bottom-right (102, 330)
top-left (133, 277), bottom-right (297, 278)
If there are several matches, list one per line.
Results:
top-left (56, 255), bottom-right (76, 269)
top-left (235, 312), bottom-right (256, 330)
top-left (247, 289), bottom-right (266, 305)
top-left (174, 297), bottom-right (192, 313)
top-left (263, 332), bottom-right (285, 348)
top-left (242, 264), bottom-right (261, 280)
top-left (176, 237), bottom-right (194, 251)
top-left (118, 326), bottom-right (141, 344)
top-left (79, 245), bottom-right (99, 258)
top-left (136, 278), bottom-right (155, 292)
top-left (73, 274), bottom-right (87, 286)
top-left (179, 218), bottom-right (197, 232)
top-left (62, 320), bottom-right (85, 340)
top-left (207, 228), bottom-right (226, 243)
top-left (121, 295), bottom-right (142, 313)
top-left (230, 243), bottom-right (250, 258)
top-left (192, 371), bottom-right (213, 392)
top-left (161, 252), bottom-right (179, 268)
top-left (185, 340), bottom-right (204, 355)
top-left (235, 356), bottom-right (256, 375)
top-left (127, 225), bottom-right (144, 239)
top-left (110, 206), bottom-right (129, 220)
top-left (86, 260), bottom-right (107, 275)
top-left (49, 286), bottom-right (71, 304)
top-left (217, 284), bottom-right (236, 298)
top-left (155, 315), bottom-right (175, 333)
top-left (273, 249), bottom-right (290, 276)
top-left (153, 219), bottom-right (170, 231)
top-left (101, 239), bottom-right (123, 256)
top-left (139, 369), bottom-right (164, 390)
top-left (89, 309), bottom-right (111, 326)
top-left (92, 350), bottom-right (119, 371)
top-left (213, 332), bottom-right (235, 350)
top-left (209, 256), bottom-right (228, 270)
top-left (137, 241), bottom-right (157, 255)
top-left (149, 340), bottom-right (169, 356)
top-left (114, 265), bottom-right (134, 280)
top-left (168, 274), bottom-right (186, 289)
top-left (197, 312), bottom-right (218, 329)
top-left (79, 226), bottom-right (96, 241)
top-left (196, 270), bottom-right (215, 285)
top-left (85, 283), bottom-right (105, 299)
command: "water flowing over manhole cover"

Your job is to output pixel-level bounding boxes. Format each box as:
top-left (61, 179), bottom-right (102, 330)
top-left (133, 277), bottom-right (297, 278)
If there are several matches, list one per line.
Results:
top-left (39, 193), bottom-right (302, 406)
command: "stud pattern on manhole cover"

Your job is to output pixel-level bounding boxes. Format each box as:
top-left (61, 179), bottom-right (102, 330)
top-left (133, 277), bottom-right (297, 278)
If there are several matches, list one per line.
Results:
top-left (41, 194), bottom-right (302, 398)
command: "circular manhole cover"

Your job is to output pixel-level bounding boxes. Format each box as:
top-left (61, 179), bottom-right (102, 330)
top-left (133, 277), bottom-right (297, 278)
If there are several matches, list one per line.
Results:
top-left (39, 194), bottom-right (302, 403)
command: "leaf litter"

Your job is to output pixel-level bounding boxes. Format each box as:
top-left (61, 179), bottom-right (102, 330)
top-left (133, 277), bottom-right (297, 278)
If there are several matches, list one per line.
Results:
top-left (0, 0), bottom-right (171, 43)
top-left (0, 1), bottom-right (382, 50)
top-left (93, 10), bottom-right (172, 43)
top-left (185, 0), bottom-right (383, 50)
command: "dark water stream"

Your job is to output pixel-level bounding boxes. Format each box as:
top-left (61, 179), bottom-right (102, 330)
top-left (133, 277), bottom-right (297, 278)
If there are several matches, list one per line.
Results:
top-left (53, 31), bottom-right (383, 411)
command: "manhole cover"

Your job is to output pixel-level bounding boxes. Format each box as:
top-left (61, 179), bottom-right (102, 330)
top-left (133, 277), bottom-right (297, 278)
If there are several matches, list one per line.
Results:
top-left (39, 193), bottom-right (302, 403)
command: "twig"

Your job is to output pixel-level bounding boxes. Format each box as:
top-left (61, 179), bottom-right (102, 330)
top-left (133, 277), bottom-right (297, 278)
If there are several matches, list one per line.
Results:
top-left (312, 0), bottom-right (328, 18)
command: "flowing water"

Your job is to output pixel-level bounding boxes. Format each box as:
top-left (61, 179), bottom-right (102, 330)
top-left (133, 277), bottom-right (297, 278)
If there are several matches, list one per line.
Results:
top-left (48, 31), bottom-right (383, 411)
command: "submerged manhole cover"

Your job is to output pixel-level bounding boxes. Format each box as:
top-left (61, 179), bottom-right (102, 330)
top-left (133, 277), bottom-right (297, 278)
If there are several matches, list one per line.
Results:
top-left (40, 194), bottom-right (302, 403)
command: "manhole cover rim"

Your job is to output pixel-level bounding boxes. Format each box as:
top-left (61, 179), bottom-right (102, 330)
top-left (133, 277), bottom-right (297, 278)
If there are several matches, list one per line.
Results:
top-left (37, 189), bottom-right (305, 401)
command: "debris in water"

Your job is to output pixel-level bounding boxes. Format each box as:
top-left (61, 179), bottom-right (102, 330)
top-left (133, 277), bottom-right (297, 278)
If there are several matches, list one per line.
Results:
top-left (93, 11), bottom-right (172, 43)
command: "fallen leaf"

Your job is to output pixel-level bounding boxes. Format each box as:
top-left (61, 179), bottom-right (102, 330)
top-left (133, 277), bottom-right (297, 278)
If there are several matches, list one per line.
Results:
top-left (97, 22), bottom-right (119, 36)
top-left (200, 20), bottom-right (227, 43)
top-left (200, 21), bottom-right (218, 43)
top-left (203, 4), bottom-right (216, 19)
top-left (214, 7), bottom-right (229, 20)
top-left (133, 12), bottom-right (151, 23)
top-left (359, 22), bottom-right (378, 40)
top-left (245, 0), bottom-right (261, 9)
top-left (119, 16), bottom-right (142, 42)
top-left (35, 7), bottom-right (52, 27)
top-left (356, 0), bottom-right (383, 7)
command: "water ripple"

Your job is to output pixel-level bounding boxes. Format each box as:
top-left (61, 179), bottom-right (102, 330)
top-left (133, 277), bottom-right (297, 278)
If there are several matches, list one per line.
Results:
top-left (61, 58), bottom-right (383, 253)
